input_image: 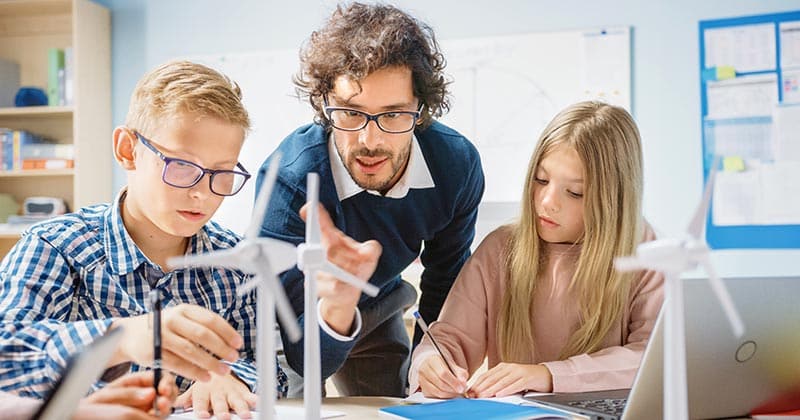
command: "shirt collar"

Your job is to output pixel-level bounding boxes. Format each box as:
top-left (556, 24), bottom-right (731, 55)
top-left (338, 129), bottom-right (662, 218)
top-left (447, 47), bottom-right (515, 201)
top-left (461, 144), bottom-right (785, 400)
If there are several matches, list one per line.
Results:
top-left (103, 187), bottom-right (213, 275)
top-left (328, 131), bottom-right (435, 201)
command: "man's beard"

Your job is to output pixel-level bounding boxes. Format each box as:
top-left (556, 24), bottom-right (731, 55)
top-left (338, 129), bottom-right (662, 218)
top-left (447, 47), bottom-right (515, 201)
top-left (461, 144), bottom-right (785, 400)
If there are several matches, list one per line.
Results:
top-left (338, 143), bottom-right (410, 192)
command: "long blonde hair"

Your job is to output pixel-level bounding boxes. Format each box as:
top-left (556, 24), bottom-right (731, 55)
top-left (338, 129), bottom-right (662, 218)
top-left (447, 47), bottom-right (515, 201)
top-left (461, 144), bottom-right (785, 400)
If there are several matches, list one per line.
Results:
top-left (498, 101), bottom-right (644, 362)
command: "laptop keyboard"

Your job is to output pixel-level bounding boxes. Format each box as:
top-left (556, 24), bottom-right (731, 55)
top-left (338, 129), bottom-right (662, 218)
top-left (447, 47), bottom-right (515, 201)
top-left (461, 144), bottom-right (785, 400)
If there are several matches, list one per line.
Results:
top-left (567, 398), bottom-right (627, 416)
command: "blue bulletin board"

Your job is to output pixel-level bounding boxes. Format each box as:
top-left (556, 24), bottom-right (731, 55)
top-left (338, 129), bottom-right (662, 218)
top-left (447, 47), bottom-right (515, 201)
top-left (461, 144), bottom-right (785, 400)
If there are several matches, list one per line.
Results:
top-left (699, 10), bottom-right (800, 249)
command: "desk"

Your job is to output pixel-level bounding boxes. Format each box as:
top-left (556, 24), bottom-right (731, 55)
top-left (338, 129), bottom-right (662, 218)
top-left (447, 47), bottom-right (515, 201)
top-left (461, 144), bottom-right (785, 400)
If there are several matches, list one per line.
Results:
top-left (277, 396), bottom-right (402, 418)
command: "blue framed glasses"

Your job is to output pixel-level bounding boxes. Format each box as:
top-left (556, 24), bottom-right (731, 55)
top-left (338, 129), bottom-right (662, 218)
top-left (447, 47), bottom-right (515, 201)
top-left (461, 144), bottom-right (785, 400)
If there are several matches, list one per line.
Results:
top-left (323, 98), bottom-right (422, 134)
top-left (134, 131), bottom-right (250, 197)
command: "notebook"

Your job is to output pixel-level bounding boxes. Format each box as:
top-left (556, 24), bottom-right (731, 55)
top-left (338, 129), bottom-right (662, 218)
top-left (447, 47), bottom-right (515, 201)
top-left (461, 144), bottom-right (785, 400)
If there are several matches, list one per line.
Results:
top-left (380, 399), bottom-right (570, 419)
top-left (33, 328), bottom-right (123, 420)
top-left (525, 276), bottom-right (800, 419)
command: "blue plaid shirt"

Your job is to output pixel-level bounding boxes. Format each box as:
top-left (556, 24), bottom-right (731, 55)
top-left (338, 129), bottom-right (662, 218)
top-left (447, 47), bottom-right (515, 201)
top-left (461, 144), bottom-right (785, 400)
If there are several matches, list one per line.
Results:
top-left (0, 190), bottom-right (287, 398)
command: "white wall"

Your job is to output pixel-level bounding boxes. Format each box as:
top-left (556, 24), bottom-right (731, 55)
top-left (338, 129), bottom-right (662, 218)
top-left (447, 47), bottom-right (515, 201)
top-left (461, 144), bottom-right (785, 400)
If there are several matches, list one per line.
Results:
top-left (98, 0), bottom-right (800, 278)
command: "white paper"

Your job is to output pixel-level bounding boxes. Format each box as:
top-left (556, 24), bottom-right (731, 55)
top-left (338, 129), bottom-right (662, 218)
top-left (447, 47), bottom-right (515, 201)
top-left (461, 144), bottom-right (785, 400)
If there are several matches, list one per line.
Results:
top-left (581, 28), bottom-right (631, 109)
top-left (772, 105), bottom-right (800, 161)
top-left (403, 391), bottom-right (552, 405)
top-left (713, 169), bottom-right (760, 226)
top-left (712, 161), bottom-right (800, 226)
top-left (780, 69), bottom-right (800, 104)
top-left (706, 74), bottom-right (777, 119)
top-left (704, 23), bottom-right (776, 72)
top-left (760, 161), bottom-right (800, 225)
top-left (779, 21), bottom-right (800, 69)
top-left (706, 118), bottom-right (773, 161)
top-left (168, 406), bottom-right (345, 420)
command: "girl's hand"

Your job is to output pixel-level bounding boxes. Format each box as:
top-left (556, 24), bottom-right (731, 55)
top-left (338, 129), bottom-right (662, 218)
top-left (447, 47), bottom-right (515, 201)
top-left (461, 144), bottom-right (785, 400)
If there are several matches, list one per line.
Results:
top-left (417, 355), bottom-right (469, 399)
top-left (467, 363), bottom-right (553, 398)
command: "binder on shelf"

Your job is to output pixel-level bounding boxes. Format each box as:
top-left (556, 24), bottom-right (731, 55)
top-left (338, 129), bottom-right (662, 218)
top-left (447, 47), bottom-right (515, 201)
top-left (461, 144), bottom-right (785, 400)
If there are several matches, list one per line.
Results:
top-left (47, 48), bottom-right (64, 107)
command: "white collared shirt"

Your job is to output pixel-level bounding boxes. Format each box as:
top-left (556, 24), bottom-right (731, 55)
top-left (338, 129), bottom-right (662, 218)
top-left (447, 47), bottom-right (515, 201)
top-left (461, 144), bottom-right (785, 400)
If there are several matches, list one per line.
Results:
top-left (328, 131), bottom-right (435, 201)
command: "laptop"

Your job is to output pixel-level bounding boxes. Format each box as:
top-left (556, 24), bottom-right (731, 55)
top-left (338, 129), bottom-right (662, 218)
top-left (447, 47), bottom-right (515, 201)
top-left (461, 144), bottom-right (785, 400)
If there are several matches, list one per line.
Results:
top-left (525, 276), bottom-right (800, 419)
top-left (33, 328), bottom-right (124, 420)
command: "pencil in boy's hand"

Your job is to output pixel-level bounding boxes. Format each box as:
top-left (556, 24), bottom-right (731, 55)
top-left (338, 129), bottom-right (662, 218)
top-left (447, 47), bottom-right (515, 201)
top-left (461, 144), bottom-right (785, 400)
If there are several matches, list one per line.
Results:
top-left (149, 289), bottom-right (162, 416)
top-left (413, 310), bottom-right (468, 397)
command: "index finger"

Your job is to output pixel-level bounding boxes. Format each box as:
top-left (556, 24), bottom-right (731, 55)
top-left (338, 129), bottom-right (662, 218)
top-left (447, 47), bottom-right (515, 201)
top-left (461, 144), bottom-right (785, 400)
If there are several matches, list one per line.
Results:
top-left (428, 356), bottom-right (467, 394)
top-left (299, 203), bottom-right (360, 249)
top-left (180, 305), bottom-right (243, 349)
top-left (107, 370), bottom-right (154, 388)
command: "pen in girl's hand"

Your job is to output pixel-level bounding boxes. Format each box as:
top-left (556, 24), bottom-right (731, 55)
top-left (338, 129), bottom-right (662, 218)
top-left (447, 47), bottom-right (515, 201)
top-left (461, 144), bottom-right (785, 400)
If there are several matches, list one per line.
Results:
top-left (412, 311), bottom-right (469, 397)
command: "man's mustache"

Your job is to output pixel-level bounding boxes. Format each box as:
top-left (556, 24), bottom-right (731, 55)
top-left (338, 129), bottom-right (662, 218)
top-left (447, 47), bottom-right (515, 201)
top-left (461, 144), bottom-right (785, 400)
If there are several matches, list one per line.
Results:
top-left (354, 148), bottom-right (392, 158)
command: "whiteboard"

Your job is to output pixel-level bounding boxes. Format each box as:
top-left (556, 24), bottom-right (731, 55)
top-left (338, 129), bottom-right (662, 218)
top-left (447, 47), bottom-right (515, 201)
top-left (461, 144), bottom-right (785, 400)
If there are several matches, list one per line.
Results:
top-left (191, 27), bottom-right (631, 234)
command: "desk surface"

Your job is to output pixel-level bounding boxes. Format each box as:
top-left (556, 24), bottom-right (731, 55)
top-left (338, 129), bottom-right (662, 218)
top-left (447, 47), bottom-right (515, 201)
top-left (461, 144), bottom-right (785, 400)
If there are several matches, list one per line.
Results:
top-left (277, 396), bottom-right (402, 418)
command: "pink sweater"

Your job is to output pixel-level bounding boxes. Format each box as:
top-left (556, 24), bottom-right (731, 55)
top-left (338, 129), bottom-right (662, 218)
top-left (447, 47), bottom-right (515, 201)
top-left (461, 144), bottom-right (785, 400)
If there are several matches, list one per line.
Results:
top-left (409, 225), bottom-right (664, 393)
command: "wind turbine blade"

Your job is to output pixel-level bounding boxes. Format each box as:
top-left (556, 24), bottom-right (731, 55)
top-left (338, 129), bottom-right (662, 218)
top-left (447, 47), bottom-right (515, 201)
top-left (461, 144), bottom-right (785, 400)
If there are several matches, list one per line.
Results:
top-left (614, 255), bottom-right (649, 272)
top-left (701, 257), bottom-right (745, 338)
top-left (320, 261), bottom-right (380, 297)
top-left (306, 173), bottom-right (322, 245)
top-left (167, 248), bottom-right (243, 270)
top-left (254, 266), bottom-right (302, 343)
top-left (687, 156), bottom-right (721, 240)
top-left (258, 238), bottom-right (298, 274)
top-left (246, 153), bottom-right (282, 240)
top-left (238, 275), bottom-right (261, 295)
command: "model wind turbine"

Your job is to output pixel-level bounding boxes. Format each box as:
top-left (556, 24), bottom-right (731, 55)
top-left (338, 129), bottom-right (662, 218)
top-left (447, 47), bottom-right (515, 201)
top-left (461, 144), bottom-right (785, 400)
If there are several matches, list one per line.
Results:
top-left (168, 154), bottom-right (301, 420)
top-left (614, 157), bottom-right (745, 420)
top-left (298, 173), bottom-right (380, 420)
top-left (169, 159), bottom-right (379, 420)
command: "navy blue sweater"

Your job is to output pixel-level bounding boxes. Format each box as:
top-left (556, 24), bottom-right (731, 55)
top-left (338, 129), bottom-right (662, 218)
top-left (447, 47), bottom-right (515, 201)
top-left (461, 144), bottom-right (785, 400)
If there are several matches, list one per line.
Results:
top-left (257, 121), bottom-right (484, 379)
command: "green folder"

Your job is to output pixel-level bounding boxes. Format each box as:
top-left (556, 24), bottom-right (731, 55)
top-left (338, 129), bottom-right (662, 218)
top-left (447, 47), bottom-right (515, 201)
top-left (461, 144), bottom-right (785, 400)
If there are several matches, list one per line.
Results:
top-left (47, 48), bottom-right (64, 106)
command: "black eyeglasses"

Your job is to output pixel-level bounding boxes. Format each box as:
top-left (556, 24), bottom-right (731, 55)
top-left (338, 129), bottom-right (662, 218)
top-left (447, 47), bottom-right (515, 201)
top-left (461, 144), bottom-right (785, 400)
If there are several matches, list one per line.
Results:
top-left (323, 98), bottom-right (422, 134)
top-left (134, 131), bottom-right (250, 197)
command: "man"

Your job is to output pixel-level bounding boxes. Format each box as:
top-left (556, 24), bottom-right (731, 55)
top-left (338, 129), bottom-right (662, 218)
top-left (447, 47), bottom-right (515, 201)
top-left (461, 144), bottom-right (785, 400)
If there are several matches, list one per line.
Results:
top-left (257, 2), bottom-right (484, 397)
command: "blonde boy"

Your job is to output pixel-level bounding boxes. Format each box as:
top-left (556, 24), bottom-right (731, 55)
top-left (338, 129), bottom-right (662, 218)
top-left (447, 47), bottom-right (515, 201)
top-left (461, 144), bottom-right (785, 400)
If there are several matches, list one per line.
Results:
top-left (0, 61), bottom-right (274, 418)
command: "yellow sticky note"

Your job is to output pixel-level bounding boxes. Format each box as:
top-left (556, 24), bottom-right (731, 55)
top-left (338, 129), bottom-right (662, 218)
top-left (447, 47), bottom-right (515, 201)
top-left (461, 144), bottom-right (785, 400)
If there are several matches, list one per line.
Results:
top-left (717, 65), bottom-right (736, 80)
top-left (723, 156), bottom-right (745, 172)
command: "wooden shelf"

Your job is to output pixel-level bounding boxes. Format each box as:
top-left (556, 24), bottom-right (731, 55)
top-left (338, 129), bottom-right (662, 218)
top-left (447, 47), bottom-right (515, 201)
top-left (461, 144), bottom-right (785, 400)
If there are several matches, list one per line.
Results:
top-left (0, 0), bottom-right (71, 16)
top-left (0, 169), bottom-right (74, 178)
top-left (0, 0), bottom-right (109, 260)
top-left (0, 106), bottom-right (73, 118)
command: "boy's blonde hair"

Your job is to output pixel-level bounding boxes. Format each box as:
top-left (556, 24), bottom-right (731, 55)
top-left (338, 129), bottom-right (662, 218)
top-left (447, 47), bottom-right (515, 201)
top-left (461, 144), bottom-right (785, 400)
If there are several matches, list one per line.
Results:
top-left (125, 60), bottom-right (250, 136)
top-left (498, 101), bottom-right (644, 363)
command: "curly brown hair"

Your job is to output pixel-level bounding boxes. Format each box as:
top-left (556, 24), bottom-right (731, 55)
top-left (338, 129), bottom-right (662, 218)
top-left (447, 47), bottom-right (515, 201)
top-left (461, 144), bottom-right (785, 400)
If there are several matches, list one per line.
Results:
top-left (294, 2), bottom-right (450, 130)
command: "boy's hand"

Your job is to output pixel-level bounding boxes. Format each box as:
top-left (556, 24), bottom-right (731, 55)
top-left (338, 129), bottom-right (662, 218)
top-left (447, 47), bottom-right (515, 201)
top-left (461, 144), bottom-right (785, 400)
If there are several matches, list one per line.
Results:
top-left (109, 304), bottom-right (243, 382)
top-left (81, 371), bottom-right (177, 418)
top-left (84, 370), bottom-right (177, 415)
top-left (467, 362), bottom-right (553, 398)
top-left (418, 354), bottom-right (469, 399)
top-left (299, 204), bottom-right (382, 335)
top-left (175, 372), bottom-right (257, 420)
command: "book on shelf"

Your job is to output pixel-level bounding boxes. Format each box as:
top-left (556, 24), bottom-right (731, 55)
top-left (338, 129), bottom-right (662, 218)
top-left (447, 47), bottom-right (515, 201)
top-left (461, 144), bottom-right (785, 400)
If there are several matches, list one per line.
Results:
top-left (21, 158), bottom-right (74, 170)
top-left (1, 129), bottom-right (74, 171)
top-left (64, 47), bottom-right (74, 106)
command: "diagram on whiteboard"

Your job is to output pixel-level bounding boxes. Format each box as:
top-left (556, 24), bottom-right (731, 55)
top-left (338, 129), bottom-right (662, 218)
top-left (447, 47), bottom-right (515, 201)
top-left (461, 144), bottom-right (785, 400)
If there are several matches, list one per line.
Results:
top-left (439, 27), bottom-right (631, 202)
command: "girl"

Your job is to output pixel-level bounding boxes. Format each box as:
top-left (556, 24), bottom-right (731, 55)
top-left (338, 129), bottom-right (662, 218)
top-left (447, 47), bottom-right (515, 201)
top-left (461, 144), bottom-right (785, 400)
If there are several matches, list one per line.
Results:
top-left (409, 101), bottom-right (664, 398)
